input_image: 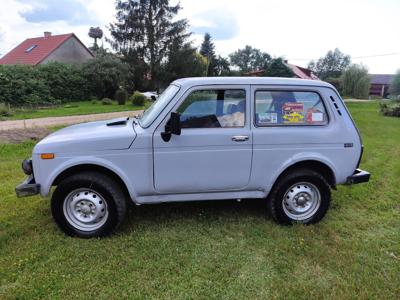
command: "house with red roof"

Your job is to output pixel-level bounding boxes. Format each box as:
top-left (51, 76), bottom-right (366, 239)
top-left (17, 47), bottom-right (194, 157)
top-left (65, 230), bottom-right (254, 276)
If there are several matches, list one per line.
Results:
top-left (244, 60), bottom-right (319, 80)
top-left (0, 32), bottom-right (94, 65)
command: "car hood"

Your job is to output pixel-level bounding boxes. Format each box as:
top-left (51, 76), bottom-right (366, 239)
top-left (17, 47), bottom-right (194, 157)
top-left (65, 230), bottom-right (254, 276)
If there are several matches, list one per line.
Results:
top-left (33, 117), bottom-right (137, 154)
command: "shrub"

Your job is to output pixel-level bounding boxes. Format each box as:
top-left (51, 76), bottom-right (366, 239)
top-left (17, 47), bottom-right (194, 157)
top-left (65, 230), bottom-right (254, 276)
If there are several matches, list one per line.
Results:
top-left (101, 98), bottom-right (113, 105)
top-left (131, 91), bottom-right (146, 106)
top-left (91, 100), bottom-right (98, 105)
top-left (82, 53), bottom-right (132, 100)
top-left (341, 64), bottom-right (370, 99)
top-left (115, 88), bottom-right (128, 105)
top-left (0, 103), bottom-right (13, 117)
top-left (380, 101), bottom-right (400, 117)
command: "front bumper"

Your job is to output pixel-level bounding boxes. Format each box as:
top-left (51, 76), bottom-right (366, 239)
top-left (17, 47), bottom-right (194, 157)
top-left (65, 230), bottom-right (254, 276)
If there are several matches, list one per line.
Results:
top-left (15, 175), bottom-right (40, 197)
top-left (346, 169), bottom-right (370, 185)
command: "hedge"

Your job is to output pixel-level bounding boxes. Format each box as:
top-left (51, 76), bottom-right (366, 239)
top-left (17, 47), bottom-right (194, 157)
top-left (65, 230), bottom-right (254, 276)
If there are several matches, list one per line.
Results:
top-left (0, 54), bottom-right (132, 107)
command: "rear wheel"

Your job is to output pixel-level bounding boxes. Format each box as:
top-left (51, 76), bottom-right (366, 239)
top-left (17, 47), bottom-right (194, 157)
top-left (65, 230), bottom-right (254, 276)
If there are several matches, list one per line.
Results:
top-left (267, 169), bottom-right (331, 225)
top-left (51, 172), bottom-right (126, 238)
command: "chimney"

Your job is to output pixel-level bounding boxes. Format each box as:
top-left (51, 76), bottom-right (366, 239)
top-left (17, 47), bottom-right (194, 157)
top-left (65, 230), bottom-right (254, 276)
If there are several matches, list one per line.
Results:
top-left (44, 31), bottom-right (52, 38)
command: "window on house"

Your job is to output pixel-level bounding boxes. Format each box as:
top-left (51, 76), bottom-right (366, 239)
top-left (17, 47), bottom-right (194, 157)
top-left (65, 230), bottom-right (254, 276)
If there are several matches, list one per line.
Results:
top-left (255, 91), bottom-right (328, 126)
top-left (177, 89), bottom-right (246, 128)
top-left (25, 45), bottom-right (37, 53)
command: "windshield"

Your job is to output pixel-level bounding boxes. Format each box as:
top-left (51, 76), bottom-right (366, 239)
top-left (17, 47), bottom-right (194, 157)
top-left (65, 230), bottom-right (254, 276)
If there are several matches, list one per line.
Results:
top-left (139, 84), bottom-right (180, 128)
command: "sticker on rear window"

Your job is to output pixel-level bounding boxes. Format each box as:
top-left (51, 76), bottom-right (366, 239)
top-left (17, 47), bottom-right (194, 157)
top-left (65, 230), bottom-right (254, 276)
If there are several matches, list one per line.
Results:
top-left (306, 108), bottom-right (324, 123)
top-left (282, 102), bottom-right (305, 123)
top-left (258, 112), bottom-right (277, 124)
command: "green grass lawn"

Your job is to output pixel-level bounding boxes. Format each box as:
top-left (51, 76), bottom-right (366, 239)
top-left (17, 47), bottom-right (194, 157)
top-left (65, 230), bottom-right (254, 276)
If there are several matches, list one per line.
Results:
top-left (0, 102), bottom-right (399, 299)
top-left (1, 100), bottom-right (150, 121)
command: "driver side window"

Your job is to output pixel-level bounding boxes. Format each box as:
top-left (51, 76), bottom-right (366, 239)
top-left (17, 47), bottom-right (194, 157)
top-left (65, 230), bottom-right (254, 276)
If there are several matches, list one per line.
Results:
top-left (177, 89), bottom-right (246, 128)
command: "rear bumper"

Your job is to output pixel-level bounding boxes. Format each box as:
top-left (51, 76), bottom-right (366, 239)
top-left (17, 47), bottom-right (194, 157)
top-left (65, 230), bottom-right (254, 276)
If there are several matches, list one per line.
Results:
top-left (346, 169), bottom-right (370, 185)
top-left (15, 175), bottom-right (40, 197)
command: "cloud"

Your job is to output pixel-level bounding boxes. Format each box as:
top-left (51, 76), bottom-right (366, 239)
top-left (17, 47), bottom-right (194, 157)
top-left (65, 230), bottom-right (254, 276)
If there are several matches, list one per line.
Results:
top-left (190, 10), bottom-right (239, 41)
top-left (20, 0), bottom-right (96, 24)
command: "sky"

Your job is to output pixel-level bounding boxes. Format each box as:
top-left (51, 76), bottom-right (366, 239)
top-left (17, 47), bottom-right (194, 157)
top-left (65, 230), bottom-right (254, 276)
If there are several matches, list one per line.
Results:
top-left (0, 0), bottom-right (399, 74)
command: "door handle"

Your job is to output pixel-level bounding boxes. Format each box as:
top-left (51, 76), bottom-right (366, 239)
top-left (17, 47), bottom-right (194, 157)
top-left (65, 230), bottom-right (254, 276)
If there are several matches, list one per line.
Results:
top-left (232, 135), bottom-right (249, 142)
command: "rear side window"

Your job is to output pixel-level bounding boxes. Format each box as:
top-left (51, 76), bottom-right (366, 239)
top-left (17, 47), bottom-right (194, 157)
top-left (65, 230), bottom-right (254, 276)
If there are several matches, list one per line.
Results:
top-left (255, 91), bottom-right (328, 126)
top-left (177, 89), bottom-right (246, 128)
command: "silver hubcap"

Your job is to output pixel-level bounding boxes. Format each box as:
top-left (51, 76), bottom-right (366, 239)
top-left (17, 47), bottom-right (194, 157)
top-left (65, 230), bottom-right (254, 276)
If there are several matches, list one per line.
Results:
top-left (63, 189), bottom-right (108, 231)
top-left (282, 182), bottom-right (321, 221)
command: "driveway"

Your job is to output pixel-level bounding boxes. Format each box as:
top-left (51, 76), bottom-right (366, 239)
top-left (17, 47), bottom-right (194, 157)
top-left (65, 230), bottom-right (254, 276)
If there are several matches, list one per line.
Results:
top-left (0, 110), bottom-right (143, 131)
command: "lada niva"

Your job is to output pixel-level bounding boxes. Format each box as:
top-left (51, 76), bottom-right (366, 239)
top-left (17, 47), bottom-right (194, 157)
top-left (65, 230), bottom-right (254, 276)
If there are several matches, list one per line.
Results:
top-left (16, 77), bottom-right (370, 237)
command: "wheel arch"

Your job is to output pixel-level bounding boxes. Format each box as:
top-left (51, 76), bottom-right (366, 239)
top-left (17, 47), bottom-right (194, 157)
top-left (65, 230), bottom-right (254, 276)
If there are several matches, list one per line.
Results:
top-left (51, 164), bottom-right (133, 202)
top-left (272, 160), bottom-right (336, 191)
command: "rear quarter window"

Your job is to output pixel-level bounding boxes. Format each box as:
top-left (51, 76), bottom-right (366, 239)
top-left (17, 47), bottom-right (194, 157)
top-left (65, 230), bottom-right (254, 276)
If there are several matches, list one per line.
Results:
top-left (255, 90), bottom-right (328, 126)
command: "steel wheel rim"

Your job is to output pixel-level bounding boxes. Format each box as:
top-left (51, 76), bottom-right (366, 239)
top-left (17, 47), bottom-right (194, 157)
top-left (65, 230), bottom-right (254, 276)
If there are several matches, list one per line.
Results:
top-left (282, 182), bottom-right (321, 221)
top-left (63, 188), bottom-right (108, 231)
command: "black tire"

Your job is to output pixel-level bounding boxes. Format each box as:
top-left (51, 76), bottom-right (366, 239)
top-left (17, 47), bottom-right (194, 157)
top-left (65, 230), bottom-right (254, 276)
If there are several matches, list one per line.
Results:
top-left (267, 169), bottom-right (331, 225)
top-left (51, 172), bottom-right (126, 238)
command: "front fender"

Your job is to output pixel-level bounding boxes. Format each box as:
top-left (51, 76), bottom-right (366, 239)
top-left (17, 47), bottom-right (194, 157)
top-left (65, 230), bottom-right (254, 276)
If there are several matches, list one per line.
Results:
top-left (36, 156), bottom-right (137, 200)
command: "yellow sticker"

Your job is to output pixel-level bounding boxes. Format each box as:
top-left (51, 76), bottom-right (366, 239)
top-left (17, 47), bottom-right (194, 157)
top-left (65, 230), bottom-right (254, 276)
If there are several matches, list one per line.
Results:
top-left (283, 112), bottom-right (305, 123)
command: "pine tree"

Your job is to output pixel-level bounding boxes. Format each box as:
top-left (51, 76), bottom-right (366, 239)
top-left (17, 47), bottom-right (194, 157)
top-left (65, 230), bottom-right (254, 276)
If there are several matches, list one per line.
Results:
top-left (200, 33), bottom-right (217, 76)
top-left (109, 0), bottom-right (190, 89)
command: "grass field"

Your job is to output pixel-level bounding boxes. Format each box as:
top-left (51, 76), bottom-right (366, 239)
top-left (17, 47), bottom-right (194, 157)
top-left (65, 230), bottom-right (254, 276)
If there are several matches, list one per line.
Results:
top-left (0, 102), bottom-right (399, 299)
top-left (1, 100), bottom-right (150, 121)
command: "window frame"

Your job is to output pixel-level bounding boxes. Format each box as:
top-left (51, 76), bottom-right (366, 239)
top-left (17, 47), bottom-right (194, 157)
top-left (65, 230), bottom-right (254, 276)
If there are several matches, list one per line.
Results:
top-left (176, 88), bottom-right (248, 129)
top-left (253, 88), bottom-right (330, 128)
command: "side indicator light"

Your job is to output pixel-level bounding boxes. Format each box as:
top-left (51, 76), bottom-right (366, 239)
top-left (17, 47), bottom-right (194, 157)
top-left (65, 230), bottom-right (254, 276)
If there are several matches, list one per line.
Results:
top-left (41, 153), bottom-right (55, 159)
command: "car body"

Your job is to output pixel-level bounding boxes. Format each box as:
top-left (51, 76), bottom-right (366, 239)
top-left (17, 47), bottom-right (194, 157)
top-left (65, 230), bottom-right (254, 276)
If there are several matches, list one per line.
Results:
top-left (16, 77), bottom-right (370, 237)
top-left (141, 91), bottom-right (158, 101)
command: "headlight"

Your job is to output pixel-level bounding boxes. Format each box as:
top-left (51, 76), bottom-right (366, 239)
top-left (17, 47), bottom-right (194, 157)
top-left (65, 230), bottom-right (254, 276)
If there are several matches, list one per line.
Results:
top-left (22, 159), bottom-right (33, 175)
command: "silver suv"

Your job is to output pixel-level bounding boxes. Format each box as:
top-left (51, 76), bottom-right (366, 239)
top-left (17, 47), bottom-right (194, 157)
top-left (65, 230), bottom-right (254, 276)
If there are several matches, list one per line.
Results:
top-left (16, 77), bottom-right (370, 238)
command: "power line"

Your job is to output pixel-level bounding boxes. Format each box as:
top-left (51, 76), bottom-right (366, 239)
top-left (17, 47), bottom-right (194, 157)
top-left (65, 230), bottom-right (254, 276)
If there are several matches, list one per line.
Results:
top-left (288, 52), bottom-right (400, 62)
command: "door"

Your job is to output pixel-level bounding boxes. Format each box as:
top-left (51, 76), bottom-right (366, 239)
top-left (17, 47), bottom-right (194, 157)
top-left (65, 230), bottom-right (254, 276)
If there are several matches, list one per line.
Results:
top-left (153, 85), bottom-right (252, 194)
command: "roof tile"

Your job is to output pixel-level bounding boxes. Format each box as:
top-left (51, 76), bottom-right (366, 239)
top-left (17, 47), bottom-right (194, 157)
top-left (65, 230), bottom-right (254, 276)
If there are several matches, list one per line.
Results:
top-left (0, 33), bottom-right (74, 65)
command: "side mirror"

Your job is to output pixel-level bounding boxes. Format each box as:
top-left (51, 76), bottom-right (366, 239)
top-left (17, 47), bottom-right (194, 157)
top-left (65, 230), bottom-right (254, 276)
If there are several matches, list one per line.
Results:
top-left (161, 112), bottom-right (181, 142)
top-left (151, 95), bottom-right (157, 101)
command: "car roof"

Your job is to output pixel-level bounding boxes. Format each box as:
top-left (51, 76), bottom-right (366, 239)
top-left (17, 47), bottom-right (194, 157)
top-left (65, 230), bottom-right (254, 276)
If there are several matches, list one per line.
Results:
top-left (172, 77), bottom-right (333, 89)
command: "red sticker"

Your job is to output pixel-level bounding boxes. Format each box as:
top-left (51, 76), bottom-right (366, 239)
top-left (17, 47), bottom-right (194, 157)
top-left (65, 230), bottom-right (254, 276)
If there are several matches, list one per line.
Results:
top-left (306, 108), bottom-right (324, 123)
top-left (282, 102), bottom-right (304, 113)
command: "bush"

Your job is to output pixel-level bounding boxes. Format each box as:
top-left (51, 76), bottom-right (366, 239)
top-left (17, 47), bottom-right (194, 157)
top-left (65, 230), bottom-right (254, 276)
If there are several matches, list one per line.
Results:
top-left (82, 53), bottom-right (132, 100)
top-left (0, 54), bottom-right (133, 108)
top-left (0, 103), bottom-right (13, 117)
top-left (341, 64), bottom-right (370, 99)
top-left (115, 88), bottom-right (128, 105)
top-left (91, 100), bottom-right (98, 105)
top-left (101, 98), bottom-right (113, 105)
top-left (380, 101), bottom-right (400, 117)
top-left (131, 91), bottom-right (146, 106)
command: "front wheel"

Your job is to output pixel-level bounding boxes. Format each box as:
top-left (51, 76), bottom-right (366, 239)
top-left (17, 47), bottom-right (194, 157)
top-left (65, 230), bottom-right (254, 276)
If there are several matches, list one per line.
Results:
top-left (267, 169), bottom-right (331, 225)
top-left (51, 172), bottom-right (126, 238)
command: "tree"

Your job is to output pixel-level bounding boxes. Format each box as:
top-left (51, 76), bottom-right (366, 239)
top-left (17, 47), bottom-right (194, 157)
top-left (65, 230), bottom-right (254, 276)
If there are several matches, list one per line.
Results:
top-left (308, 48), bottom-right (351, 80)
top-left (341, 64), bottom-right (370, 99)
top-left (88, 27), bottom-right (103, 51)
top-left (161, 40), bottom-right (206, 84)
top-left (263, 58), bottom-right (294, 77)
top-left (81, 53), bottom-right (132, 99)
top-left (229, 45), bottom-right (271, 73)
top-left (199, 33), bottom-right (217, 76)
top-left (389, 70), bottom-right (400, 98)
top-left (214, 55), bottom-right (231, 76)
top-left (109, 0), bottom-right (190, 90)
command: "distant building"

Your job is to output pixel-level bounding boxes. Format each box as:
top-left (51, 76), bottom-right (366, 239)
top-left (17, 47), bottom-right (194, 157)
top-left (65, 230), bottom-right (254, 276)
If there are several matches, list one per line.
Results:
top-left (369, 74), bottom-right (394, 97)
top-left (244, 60), bottom-right (319, 80)
top-left (0, 32), bottom-right (93, 65)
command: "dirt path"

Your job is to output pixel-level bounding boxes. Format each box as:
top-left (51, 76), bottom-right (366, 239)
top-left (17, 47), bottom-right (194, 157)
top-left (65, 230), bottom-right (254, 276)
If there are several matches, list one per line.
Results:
top-left (0, 110), bottom-right (143, 131)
